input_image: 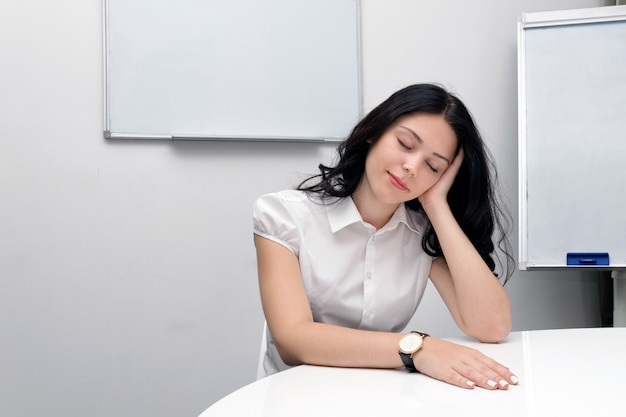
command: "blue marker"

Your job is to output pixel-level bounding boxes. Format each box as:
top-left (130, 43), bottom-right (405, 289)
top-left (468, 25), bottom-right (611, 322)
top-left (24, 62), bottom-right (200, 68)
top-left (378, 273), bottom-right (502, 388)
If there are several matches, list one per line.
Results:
top-left (566, 252), bottom-right (609, 266)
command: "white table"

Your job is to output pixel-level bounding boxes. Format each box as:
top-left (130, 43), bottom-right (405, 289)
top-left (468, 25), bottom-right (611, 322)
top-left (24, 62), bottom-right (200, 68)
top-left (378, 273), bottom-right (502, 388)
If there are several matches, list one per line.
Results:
top-left (200, 328), bottom-right (626, 416)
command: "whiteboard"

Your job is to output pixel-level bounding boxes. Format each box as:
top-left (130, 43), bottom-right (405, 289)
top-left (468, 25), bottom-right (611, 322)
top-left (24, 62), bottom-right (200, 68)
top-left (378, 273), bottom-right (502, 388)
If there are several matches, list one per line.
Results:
top-left (103, 0), bottom-right (362, 141)
top-left (518, 5), bottom-right (626, 269)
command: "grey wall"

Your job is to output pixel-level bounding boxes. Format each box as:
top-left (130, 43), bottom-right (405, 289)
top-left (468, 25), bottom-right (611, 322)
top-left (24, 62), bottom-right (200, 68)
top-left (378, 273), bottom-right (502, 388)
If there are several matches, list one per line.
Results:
top-left (0, 1), bottom-right (604, 416)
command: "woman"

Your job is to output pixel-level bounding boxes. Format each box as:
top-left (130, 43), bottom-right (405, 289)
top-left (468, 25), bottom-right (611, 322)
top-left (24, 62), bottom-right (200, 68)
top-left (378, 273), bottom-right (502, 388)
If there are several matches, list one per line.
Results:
top-left (253, 83), bottom-right (518, 390)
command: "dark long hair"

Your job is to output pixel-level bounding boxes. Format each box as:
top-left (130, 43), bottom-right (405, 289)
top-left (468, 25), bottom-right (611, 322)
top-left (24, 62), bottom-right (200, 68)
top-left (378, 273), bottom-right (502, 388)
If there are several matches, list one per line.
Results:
top-left (298, 83), bottom-right (514, 283)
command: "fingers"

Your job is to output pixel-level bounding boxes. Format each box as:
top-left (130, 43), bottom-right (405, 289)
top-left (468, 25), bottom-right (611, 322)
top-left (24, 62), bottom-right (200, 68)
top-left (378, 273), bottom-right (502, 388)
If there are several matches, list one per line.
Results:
top-left (445, 366), bottom-right (518, 390)
top-left (450, 147), bottom-right (464, 171)
top-left (441, 147), bottom-right (464, 179)
top-left (419, 148), bottom-right (465, 207)
top-left (445, 372), bottom-right (478, 389)
top-left (414, 338), bottom-right (519, 391)
top-left (438, 148), bottom-right (464, 182)
top-left (454, 355), bottom-right (520, 390)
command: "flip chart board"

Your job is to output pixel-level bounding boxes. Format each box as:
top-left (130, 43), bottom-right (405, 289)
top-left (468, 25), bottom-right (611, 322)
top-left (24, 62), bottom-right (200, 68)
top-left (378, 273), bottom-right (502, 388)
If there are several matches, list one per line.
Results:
top-left (518, 5), bottom-right (626, 269)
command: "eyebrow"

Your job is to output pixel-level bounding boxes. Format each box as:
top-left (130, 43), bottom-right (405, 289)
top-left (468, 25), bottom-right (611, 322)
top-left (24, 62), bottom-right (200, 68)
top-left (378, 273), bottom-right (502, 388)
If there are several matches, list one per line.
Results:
top-left (399, 126), bottom-right (452, 165)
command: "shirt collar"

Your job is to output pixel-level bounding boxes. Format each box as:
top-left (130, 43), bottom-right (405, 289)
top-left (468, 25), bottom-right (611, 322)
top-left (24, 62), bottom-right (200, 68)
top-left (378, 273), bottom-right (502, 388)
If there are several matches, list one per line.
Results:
top-left (326, 197), bottom-right (422, 235)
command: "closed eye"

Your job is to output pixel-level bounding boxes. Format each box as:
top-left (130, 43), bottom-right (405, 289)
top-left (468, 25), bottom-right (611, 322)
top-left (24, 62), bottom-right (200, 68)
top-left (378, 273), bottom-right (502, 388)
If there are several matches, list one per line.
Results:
top-left (397, 138), bottom-right (412, 150)
top-left (426, 162), bottom-right (438, 173)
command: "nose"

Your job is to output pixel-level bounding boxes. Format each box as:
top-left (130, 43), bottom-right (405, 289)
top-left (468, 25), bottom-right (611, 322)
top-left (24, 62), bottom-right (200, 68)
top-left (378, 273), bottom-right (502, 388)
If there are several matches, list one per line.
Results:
top-left (402, 156), bottom-right (419, 176)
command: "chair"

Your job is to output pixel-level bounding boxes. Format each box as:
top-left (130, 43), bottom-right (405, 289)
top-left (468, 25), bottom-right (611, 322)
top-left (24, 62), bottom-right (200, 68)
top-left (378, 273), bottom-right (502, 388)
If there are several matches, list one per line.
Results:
top-left (256, 321), bottom-right (268, 380)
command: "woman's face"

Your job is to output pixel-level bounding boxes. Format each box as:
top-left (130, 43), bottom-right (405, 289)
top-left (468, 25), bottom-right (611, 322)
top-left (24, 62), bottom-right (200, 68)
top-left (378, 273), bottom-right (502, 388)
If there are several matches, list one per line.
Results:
top-left (358, 112), bottom-right (458, 208)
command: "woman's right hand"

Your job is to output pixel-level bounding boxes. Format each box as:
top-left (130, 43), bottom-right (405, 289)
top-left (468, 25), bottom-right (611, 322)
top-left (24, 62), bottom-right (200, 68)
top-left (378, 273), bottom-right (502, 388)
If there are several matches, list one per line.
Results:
top-left (413, 337), bottom-right (519, 390)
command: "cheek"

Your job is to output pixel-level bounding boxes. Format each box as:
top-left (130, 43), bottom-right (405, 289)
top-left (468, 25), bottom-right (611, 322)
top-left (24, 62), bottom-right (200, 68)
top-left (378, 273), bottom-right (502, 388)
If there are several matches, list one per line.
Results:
top-left (414, 173), bottom-right (442, 196)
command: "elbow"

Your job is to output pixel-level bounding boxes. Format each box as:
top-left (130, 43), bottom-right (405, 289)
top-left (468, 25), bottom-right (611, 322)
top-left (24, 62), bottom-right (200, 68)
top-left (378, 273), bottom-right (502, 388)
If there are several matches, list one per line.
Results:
top-left (462, 310), bottom-right (511, 343)
top-left (268, 321), bottom-right (315, 367)
top-left (475, 318), bottom-right (512, 343)
top-left (278, 351), bottom-right (302, 367)
top-left (477, 328), bottom-right (510, 343)
top-left (274, 340), bottom-right (304, 367)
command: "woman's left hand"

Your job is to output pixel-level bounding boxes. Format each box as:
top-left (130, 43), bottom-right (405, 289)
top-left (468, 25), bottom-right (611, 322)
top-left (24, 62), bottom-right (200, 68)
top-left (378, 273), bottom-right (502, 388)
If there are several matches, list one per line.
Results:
top-left (413, 336), bottom-right (518, 390)
top-left (419, 148), bottom-right (464, 209)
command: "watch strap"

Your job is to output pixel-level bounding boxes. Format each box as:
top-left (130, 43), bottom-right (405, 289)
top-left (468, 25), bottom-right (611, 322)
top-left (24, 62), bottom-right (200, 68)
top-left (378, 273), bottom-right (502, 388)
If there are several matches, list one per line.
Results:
top-left (399, 350), bottom-right (418, 372)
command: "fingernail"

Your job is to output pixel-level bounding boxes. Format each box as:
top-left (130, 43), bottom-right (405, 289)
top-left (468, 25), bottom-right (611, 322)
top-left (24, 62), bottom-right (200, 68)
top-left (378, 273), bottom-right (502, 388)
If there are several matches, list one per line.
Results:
top-left (510, 375), bottom-right (519, 384)
top-left (466, 380), bottom-right (475, 387)
top-left (499, 379), bottom-right (509, 388)
top-left (487, 380), bottom-right (497, 388)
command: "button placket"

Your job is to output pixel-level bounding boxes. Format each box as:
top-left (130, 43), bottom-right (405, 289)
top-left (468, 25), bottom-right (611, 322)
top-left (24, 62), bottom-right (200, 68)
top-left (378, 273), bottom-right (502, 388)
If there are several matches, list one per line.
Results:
top-left (361, 233), bottom-right (378, 327)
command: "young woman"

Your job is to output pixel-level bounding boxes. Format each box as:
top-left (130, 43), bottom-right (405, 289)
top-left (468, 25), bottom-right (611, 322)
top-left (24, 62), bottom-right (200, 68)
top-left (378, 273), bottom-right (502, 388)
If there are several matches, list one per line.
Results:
top-left (253, 83), bottom-right (518, 390)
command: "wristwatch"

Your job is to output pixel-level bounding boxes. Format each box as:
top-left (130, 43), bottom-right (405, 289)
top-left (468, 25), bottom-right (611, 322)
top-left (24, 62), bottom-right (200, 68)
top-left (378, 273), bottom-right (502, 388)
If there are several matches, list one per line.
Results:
top-left (398, 331), bottom-right (429, 372)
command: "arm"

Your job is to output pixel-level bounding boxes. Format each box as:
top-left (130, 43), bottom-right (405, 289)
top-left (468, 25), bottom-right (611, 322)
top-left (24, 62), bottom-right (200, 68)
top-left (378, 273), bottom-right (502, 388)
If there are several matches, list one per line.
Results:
top-left (255, 234), bottom-right (403, 369)
top-left (255, 233), bottom-right (517, 389)
top-left (419, 149), bottom-right (512, 342)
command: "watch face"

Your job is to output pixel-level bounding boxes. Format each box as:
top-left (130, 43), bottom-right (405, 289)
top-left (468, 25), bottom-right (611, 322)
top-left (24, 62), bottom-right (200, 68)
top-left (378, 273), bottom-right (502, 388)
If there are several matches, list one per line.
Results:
top-left (399, 334), bottom-right (422, 353)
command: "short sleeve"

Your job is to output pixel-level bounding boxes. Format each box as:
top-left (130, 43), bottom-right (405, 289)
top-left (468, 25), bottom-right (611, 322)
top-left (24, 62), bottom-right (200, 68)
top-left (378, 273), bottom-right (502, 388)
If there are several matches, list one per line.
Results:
top-left (252, 192), bottom-right (302, 255)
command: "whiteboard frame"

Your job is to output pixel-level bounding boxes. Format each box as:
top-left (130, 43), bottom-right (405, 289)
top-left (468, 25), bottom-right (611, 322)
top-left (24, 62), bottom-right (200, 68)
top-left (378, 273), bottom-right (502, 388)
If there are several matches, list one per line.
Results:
top-left (102, 0), bottom-right (363, 142)
top-left (518, 5), bottom-right (626, 270)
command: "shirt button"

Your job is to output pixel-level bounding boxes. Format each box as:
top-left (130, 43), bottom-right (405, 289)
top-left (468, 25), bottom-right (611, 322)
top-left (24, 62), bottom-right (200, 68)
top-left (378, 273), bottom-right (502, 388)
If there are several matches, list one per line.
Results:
top-left (366, 272), bottom-right (372, 280)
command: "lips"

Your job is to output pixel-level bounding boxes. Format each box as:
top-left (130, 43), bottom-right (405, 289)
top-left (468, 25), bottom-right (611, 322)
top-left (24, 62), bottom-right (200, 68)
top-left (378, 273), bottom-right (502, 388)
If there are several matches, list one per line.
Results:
top-left (388, 172), bottom-right (409, 191)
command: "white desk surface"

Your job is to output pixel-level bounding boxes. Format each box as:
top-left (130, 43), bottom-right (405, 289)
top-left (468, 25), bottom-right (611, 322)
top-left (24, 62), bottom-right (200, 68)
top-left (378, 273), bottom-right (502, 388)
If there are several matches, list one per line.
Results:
top-left (200, 327), bottom-right (626, 416)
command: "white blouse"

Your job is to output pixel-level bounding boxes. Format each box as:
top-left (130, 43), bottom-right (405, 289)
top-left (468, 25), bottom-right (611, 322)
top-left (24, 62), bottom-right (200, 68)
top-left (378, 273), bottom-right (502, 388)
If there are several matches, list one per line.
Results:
top-left (253, 190), bottom-right (434, 376)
